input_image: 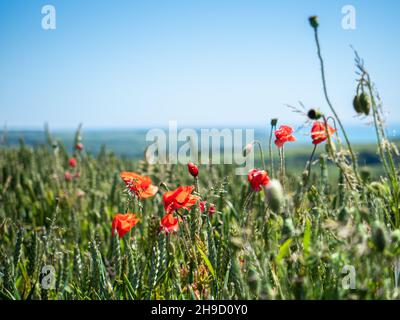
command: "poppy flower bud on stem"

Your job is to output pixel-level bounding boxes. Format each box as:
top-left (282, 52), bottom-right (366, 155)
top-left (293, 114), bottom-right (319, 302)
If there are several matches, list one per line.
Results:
top-left (243, 142), bottom-right (254, 157)
top-left (359, 92), bottom-right (371, 115)
top-left (271, 118), bottom-right (278, 127)
top-left (264, 179), bottom-right (284, 213)
top-left (187, 162), bottom-right (199, 177)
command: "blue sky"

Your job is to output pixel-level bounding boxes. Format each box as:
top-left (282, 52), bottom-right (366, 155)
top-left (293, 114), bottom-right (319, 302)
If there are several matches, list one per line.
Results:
top-left (0, 0), bottom-right (399, 129)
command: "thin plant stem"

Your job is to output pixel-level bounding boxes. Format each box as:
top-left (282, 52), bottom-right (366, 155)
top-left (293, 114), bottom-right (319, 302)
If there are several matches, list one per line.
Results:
top-left (312, 27), bottom-right (361, 184)
top-left (253, 140), bottom-right (266, 171)
top-left (268, 124), bottom-right (275, 178)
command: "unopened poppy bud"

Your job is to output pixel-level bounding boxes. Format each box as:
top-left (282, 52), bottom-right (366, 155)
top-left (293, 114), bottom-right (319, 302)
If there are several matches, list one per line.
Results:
top-left (372, 221), bottom-right (387, 252)
top-left (64, 171), bottom-right (72, 182)
top-left (187, 162), bottom-right (199, 177)
top-left (271, 118), bottom-right (278, 126)
top-left (68, 157), bottom-right (77, 168)
top-left (243, 143), bottom-right (253, 157)
top-left (309, 16), bottom-right (319, 29)
top-left (353, 95), bottom-right (363, 114)
top-left (76, 143), bottom-right (84, 151)
top-left (264, 179), bottom-right (284, 212)
top-left (307, 108), bottom-right (322, 120)
top-left (359, 92), bottom-right (371, 115)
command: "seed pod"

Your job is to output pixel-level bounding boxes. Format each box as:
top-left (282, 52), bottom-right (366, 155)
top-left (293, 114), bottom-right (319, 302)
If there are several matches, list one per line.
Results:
top-left (359, 92), bottom-right (371, 115)
top-left (372, 221), bottom-right (387, 252)
top-left (309, 16), bottom-right (319, 29)
top-left (307, 108), bottom-right (322, 120)
top-left (271, 118), bottom-right (278, 126)
top-left (264, 179), bottom-right (284, 212)
top-left (353, 95), bottom-right (363, 114)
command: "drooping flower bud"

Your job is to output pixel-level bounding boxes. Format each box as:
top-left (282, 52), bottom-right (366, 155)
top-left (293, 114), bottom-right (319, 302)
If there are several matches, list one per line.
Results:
top-left (187, 162), bottom-right (199, 177)
top-left (243, 143), bottom-right (253, 157)
top-left (264, 179), bottom-right (284, 212)
top-left (359, 92), bottom-right (371, 115)
top-left (353, 95), bottom-right (363, 114)
top-left (309, 16), bottom-right (319, 29)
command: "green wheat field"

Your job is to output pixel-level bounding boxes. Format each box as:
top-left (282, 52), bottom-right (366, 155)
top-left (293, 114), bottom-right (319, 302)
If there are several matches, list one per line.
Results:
top-left (1, 16), bottom-right (400, 300)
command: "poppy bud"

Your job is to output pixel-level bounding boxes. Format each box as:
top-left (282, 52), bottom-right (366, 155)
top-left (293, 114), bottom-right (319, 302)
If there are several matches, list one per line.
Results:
top-left (309, 16), bottom-right (319, 29)
top-left (372, 221), bottom-right (387, 252)
top-left (359, 92), bottom-right (371, 115)
top-left (208, 203), bottom-right (216, 216)
top-left (264, 179), bottom-right (284, 212)
top-left (68, 157), bottom-right (77, 168)
top-left (187, 162), bottom-right (199, 177)
top-left (64, 171), bottom-right (72, 182)
top-left (271, 118), bottom-right (278, 126)
top-left (307, 108), bottom-right (322, 120)
top-left (243, 143), bottom-right (253, 157)
top-left (353, 95), bottom-right (363, 114)
top-left (76, 143), bottom-right (84, 151)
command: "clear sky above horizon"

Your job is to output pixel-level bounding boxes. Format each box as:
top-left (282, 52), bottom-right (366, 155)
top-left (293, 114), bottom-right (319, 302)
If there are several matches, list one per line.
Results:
top-left (0, 0), bottom-right (399, 129)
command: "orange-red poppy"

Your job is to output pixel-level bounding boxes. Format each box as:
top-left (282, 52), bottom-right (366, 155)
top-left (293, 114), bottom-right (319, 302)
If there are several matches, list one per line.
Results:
top-left (120, 171), bottom-right (158, 199)
top-left (274, 125), bottom-right (296, 148)
top-left (160, 213), bottom-right (179, 233)
top-left (248, 169), bottom-right (270, 191)
top-left (163, 186), bottom-right (200, 213)
top-left (311, 121), bottom-right (336, 145)
top-left (112, 213), bottom-right (140, 238)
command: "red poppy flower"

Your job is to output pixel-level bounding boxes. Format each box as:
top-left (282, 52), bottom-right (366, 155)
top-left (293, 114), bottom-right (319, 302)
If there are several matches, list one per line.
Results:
top-left (112, 213), bottom-right (140, 238)
top-left (274, 125), bottom-right (296, 148)
top-left (68, 157), bottom-right (77, 168)
top-left (160, 213), bottom-right (179, 233)
top-left (76, 143), bottom-right (84, 151)
top-left (163, 186), bottom-right (200, 213)
top-left (311, 121), bottom-right (336, 145)
top-left (187, 162), bottom-right (199, 177)
top-left (248, 169), bottom-right (270, 191)
top-left (120, 171), bottom-right (158, 199)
